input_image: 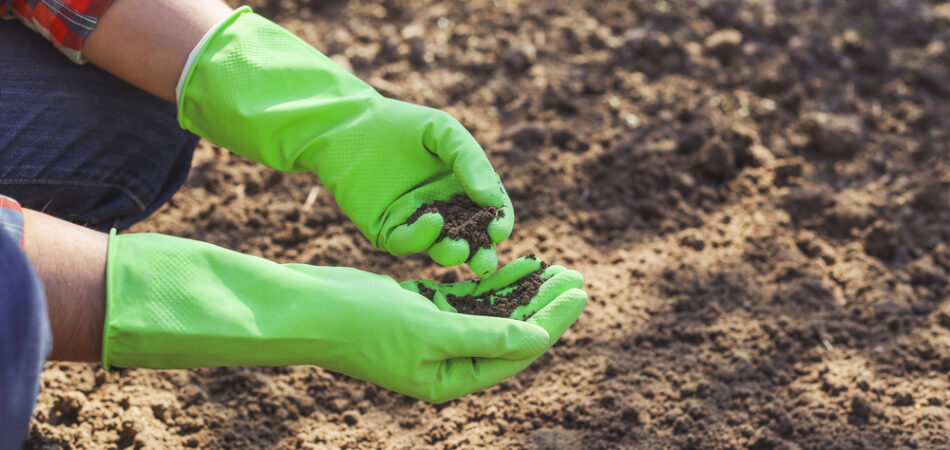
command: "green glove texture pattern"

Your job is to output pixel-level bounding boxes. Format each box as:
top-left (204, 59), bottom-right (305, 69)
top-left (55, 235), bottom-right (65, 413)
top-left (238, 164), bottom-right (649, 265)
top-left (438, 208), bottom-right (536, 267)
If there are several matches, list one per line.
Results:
top-left (103, 231), bottom-right (586, 403)
top-left (178, 8), bottom-right (512, 275)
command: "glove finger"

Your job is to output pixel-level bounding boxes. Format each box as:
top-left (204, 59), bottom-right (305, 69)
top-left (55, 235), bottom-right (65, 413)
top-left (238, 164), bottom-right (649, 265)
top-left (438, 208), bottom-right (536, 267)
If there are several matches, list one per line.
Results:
top-left (540, 264), bottom-right (566, 278)
top-left (423, 288), bottom-right (587, 403)
top-left (457, 157), bottom-right (508, 209)
top-left (431, 312), bottom-right (549, 361)
top-left (467, 244), bottom-right (499, 277)
top-left (471, 256), bottom-right (542, 295)
top-left (400, 280), bottom-right (468, 313)
top-left (426, 353), bottom-right (535, 403)
top-left (423, 112), bottom-right (508, 209)
top-left (385, 212), bottom-right (443, 256)
top-left (399, 279), bottom-right (438, 293)
top-left (428, 237), bottom-right (469, 266)
top-left (510, 269), bottom-right (584, 320)
top-left (488, 202), bottom-right (514, 243)
top-left (406, 255), bottom-right (546, 297)
top-left (400, 278), bottom-right (475, 294)
top-left (527, 288), bottom-right (588, 345)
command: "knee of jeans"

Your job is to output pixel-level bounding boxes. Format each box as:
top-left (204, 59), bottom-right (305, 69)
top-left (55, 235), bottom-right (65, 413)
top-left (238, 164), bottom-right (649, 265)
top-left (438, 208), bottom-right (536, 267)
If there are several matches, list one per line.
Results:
top-left (0, 132), bottom-right (199, 231)
top-left (0, 24), bottom-right (201, 230)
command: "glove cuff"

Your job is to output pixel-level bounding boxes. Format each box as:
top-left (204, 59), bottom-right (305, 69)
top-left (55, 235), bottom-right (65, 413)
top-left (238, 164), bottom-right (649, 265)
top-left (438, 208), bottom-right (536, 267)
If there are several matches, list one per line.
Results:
top-left (175, 6), bottom-right (252, 112)
top-left (102, 228), bottom-right (117, 369)
top-left (175, 6), bottom-right (252, 105)
top-left (175, 7), bottom-right (377, 171)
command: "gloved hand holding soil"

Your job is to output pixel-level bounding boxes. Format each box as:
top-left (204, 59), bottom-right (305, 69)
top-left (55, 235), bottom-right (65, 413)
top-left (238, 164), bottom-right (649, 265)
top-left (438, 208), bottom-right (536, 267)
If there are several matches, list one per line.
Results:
top-left (178, 8), bottom-right (514, 277)
top-left (103, 232), bottom-right (587, 404)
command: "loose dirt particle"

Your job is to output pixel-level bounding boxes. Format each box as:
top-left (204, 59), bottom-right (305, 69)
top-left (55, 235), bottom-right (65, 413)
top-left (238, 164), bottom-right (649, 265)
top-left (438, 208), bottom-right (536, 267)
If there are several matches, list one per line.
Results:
top-left (800, 112), bottom-right (864, 156)
top-left (704, 29), bottom-right (743, 62)
top-left (894, 392), bottom-right (915, 407)
top-left (851, 395), bottom-right (873, 422)
top-left (416, 283), bottom-right (437, 302)
top-left (697, 138), bottom-right (736, 178)
top-left (864, 220), bottom-right (898, 260)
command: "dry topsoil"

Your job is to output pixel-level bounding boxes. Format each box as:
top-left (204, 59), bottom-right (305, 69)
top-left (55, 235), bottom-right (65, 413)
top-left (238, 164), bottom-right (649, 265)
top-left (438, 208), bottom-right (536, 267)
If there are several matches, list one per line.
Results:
top-left (26, 0), bottom-right (950, 448)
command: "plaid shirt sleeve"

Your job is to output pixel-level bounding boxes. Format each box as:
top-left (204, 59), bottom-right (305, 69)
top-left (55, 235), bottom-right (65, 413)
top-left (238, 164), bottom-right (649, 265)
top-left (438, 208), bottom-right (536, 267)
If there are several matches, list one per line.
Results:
top-left (0, 195), bottom-right (24, 248)
top-left (1, 0), bottom-right (114, 63)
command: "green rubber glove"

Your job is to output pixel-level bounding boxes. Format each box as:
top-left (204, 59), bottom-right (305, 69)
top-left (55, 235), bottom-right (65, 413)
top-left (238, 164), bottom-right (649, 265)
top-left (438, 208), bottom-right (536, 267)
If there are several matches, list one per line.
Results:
top-left (103, 231), bottom-right (586, 403)
top-left (177, 8), bottom-right (513, 276)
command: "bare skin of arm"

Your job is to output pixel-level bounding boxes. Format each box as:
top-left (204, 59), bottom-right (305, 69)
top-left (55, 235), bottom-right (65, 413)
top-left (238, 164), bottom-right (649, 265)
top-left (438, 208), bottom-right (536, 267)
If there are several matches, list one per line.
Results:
top-left (83, 0), bottom-right (233, 103)
top-left (22, 209), bottom-right (107, 362)
top-left (25, 0), bottom-right (235, 361)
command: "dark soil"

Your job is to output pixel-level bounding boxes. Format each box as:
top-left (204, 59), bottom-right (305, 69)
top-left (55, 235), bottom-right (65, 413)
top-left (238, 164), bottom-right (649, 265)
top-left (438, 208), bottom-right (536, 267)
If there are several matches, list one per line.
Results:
top-left (407, 195), bottom-right (500, 257)
top-left (415, 282), bottom-right (438, 302)
top-left (27, 0), bottom-right (950, 448)
top-left (418, 270), bottom-right (545, 319)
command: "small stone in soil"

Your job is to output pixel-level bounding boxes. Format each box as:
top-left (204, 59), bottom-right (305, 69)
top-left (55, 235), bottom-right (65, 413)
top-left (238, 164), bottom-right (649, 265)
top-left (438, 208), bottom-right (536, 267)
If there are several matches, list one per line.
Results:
top-left (704, 29), bottom-right (743, 62)
top-left (850, 395), bottom-right (872, 421)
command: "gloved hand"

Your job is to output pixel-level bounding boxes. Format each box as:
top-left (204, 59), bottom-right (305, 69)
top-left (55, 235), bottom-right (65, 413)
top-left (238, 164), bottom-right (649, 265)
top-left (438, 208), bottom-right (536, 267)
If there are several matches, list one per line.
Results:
top-left (177, 8), bottom-right (512, 276)
top-left (103, 231), bottom-right (586, 403)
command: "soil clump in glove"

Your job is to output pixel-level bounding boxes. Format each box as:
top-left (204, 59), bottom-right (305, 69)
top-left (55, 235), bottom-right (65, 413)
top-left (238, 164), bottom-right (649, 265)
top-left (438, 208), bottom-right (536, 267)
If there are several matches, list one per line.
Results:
top-left (408, 196), bottom-right (502, 258)
top-left (417, 270), bottom-right (544, 319)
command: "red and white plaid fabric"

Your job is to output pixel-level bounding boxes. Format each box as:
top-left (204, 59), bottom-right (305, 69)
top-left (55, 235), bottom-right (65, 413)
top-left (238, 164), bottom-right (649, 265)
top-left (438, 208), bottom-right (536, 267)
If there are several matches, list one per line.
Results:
top-left (2, 0), bottom-right (114, 63)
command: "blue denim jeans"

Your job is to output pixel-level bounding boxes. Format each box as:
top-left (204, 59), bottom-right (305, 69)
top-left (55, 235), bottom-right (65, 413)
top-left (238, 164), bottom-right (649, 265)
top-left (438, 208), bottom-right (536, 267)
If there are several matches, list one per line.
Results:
top-left (0, 232), bottom-right (50, 450)
top-left (0, 22), bottom-right (199, 231)
top-left (0, 22), bottom-right (199, 448)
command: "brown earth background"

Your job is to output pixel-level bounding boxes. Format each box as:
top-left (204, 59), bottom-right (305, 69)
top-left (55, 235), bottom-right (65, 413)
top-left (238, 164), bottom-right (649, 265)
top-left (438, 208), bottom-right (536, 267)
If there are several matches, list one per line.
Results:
top-left (25, 0), bottom-right (950, 448)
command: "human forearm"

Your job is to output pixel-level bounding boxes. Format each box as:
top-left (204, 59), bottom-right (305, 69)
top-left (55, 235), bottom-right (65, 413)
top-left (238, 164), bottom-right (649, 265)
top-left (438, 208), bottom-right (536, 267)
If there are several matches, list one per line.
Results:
top-left (21, 209), bottom-right (107, 362)
top-left (83, 0), bottom-right (233, 102)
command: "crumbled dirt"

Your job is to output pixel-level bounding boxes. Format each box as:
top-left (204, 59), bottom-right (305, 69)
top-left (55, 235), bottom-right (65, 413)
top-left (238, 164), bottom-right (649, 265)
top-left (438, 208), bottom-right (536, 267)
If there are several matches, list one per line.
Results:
top-left (415, 282), bottom-right (438, 303)
top-left (408, 196), bottom-right (499, 257)
top-left (418, 270), bottom-right (544, 319)
top-left (26, 0), bottom-right (950, 448)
